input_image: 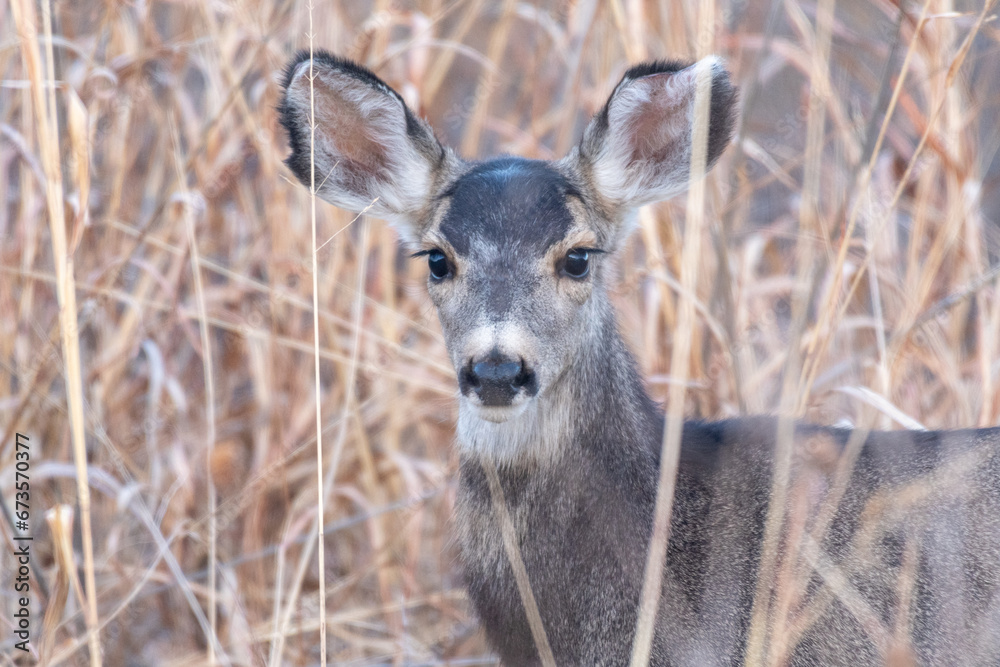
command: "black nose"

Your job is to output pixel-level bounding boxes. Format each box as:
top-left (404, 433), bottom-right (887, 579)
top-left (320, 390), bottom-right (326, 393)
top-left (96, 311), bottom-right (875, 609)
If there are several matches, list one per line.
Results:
top-left (460, 352), bottom-right (537, 406)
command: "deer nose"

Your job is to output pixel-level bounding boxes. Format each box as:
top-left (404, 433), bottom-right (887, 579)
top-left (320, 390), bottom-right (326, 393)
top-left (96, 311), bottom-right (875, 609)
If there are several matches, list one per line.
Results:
top-left (462, 353), bottom-right (536, 406)
top-left (473, 359), bottom-right (521, 384)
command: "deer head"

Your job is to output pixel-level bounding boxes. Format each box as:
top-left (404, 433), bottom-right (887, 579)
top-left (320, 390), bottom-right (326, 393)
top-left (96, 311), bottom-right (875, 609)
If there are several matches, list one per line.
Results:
top-left (280, 52), bottom-right (737, 460)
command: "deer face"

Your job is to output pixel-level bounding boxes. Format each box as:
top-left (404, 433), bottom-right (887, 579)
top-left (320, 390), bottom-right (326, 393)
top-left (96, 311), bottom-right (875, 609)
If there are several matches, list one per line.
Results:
top-left (418, 157), bottom-right (604, 423)
top-left (280, 53), bottom-right (736, 427)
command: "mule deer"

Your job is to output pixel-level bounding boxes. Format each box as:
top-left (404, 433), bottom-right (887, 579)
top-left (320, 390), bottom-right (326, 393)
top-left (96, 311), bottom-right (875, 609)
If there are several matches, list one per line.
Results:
top-left (279, 52), bottom-right (1000, 665)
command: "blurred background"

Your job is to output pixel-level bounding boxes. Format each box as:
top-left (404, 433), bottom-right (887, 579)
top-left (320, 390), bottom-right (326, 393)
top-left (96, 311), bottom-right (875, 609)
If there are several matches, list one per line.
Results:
top-left (1, 0), bottom-right (999, 664)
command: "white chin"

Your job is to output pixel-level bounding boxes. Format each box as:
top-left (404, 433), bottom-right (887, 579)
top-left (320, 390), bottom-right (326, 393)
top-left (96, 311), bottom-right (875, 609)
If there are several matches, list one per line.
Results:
top-left (467, 401), bottom-right (530, 423)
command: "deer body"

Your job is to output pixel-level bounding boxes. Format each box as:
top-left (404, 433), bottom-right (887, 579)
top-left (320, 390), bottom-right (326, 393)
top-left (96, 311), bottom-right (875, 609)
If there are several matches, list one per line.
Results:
top-left (454, 285), bottom-right (1000, 666)
top-left (280, 52), bottom-right (1000, 665)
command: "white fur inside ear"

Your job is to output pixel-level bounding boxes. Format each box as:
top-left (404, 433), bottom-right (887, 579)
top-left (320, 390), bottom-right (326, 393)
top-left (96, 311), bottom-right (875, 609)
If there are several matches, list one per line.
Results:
top-left (285, 60), bottom-right (434, 220)
top-left (589, 56), bottom-right (721, 209)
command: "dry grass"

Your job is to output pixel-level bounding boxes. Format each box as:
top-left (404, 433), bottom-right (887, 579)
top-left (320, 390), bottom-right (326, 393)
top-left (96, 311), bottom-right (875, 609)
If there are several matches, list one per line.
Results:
top-left (1, 0), bottom-right (999, 664)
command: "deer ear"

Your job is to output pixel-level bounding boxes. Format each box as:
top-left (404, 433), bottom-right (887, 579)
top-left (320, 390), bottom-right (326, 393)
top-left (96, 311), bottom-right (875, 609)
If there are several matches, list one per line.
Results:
top-left (279, 52), bottom-right (450, 238)
top-left (574, 57), bottom-right (737, 210)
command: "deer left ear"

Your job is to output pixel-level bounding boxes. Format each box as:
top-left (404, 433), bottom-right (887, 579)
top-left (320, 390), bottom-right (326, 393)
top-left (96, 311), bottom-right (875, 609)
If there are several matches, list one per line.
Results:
top-left (572, 56), bottom-right (738, 211)
top-left (279, 52), bottom-right (454, 240)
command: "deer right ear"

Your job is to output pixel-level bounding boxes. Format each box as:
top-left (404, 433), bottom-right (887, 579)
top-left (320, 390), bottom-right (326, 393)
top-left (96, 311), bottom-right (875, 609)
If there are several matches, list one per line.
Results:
top-left (573, 57), bottom-right (738, 211)
top-left (279, 52), bottom-right (451, 240)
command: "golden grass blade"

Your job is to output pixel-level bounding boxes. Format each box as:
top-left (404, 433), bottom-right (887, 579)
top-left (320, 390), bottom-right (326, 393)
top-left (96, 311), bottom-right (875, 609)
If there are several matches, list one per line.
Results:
top-left (308, 6), bottom-right (329, 660)
top-left (272, 28), bottom-right (374, 653)
top-left (10, 1), bottom-right (101, 664)
top-left (270, 219), bottom-right (371, 665)
top-left (65, 89), bottom-right (88, 254)
top-left (40, 505), bottom-right (74, 666)
top-left (482, 461), bottom-right (556, 667)
top-left (630, 51), bottom-right (716, 667)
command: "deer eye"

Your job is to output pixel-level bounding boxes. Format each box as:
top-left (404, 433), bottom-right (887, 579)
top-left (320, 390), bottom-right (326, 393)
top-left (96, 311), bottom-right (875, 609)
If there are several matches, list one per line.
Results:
top-left (427, 249), bottom-right (451, 280)
top-left (561, 249), bottom-right (590, 279)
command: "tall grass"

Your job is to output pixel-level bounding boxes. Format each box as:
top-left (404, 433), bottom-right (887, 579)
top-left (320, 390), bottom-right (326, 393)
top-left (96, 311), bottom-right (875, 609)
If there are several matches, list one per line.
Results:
top-left (1, 0), bottom-right (999, 664)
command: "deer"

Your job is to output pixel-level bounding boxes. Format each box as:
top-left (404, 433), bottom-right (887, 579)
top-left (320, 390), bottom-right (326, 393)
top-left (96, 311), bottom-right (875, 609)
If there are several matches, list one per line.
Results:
top-left (279, 51), bottom-right (1000, 665)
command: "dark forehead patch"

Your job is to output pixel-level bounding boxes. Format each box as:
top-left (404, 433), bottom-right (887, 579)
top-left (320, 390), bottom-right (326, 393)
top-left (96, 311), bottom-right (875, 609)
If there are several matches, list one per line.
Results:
top-left (439, 158), bottom-right (577, 255)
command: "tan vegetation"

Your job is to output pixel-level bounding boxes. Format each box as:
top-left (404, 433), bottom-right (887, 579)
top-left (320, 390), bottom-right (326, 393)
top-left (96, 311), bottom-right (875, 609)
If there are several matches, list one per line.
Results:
top-left (2, 0), bottom-right (999, 664)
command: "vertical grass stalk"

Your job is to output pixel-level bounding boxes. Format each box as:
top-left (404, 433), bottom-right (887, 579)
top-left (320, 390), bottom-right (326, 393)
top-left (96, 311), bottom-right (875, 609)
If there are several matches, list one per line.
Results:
top-left (630, 51), bottom-right (715, 667)
top-left (11, 0), bottom-right (102, 663)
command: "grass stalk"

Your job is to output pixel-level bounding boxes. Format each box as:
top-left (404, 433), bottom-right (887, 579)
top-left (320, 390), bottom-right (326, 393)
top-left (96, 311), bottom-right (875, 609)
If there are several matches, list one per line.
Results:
top-left (630, 52), bottom-right (715, 667)
top-left (307, 2), bottom-right (329, 662)
top-left (10, 0), bottom-right (101, 663)
top-left (744, 0), bottom-right (836, 662)
top-left (170, 117), bottom-right (222, 665)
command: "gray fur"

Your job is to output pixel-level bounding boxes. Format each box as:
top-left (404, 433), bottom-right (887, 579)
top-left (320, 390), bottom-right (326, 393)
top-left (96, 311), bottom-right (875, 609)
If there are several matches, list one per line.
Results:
top-left (280, 53), bottom-right (1000, 665)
